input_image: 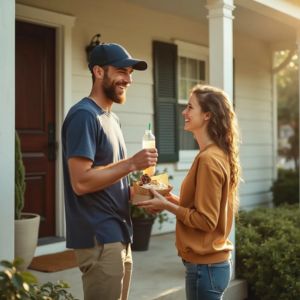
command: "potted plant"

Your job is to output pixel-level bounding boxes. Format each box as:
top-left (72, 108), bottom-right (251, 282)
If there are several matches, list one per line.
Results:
top-left (129, 170), bottom-right (169, 251)
top-left (14, 131), bottom-right (40, 270)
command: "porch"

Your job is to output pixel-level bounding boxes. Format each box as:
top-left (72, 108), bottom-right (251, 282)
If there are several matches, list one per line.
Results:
top-left (30, 233), bottom-right (248, 300)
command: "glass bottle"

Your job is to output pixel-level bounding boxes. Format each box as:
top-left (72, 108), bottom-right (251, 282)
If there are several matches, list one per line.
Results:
top-left (142, 124), bottom-right (156, 176)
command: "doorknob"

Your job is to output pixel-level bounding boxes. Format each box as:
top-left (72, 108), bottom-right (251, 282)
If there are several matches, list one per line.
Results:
top-left (48, 123), bottom-right (57, 161)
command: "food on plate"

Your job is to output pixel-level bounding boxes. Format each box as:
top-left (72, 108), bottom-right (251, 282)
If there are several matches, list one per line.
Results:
top-left (138, 174), bottom-right (169, 190)
top-left (131, 173), bottom-right (173, 204)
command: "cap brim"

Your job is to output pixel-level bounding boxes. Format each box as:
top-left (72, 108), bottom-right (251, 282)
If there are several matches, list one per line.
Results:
top-left (112, 58), bottom-right (147, 71)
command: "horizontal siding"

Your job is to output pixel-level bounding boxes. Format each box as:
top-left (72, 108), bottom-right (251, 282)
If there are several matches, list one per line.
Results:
top-left (235, 85), bottom-right (272, 99)
top-left (240, 144), bottom-right (273, 156)
top-left (122, 125), bottom-right (152, 144)
top-left (235, 43), bottom-right (274, 208)
top-left (239, 120), bottom-right (272, 132)
top-left (239, 179), bottom-right (272, 195)
top-left (236, 109), bottom-right (272, 121)
top-left (236, 98), bottom-right (272, 112)
top-left (126, 143), bottom-right (141, 157)
top-left (72, 92), bottom-right (87, 104)
top-left (240, 192), bottom-right (273, 210)
top-left (118, 112), bottom-right (154, 126)
top-left (241, 155), bottom-right (273, 169)
top-left (242, 168), bottom-right (273, 181)
top-left (240, 131), bottom-right (273, 145)
top-left (72, 74), bottom-right (91, 93)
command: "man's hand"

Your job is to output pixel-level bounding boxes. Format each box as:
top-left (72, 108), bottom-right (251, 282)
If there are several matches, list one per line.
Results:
top-left (129, 148), bottom-right (158, 171)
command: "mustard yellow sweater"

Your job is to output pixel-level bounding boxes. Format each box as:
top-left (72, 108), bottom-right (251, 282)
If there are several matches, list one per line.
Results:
top-left (175, 144), bottom-right (234, 264)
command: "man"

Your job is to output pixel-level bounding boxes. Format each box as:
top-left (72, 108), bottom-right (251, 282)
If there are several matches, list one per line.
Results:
top-left (62, 43), bottom-right (157, 300)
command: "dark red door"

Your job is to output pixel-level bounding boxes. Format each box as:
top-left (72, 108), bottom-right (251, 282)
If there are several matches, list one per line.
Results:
top-left (15, 21), bottom-right (56, 237)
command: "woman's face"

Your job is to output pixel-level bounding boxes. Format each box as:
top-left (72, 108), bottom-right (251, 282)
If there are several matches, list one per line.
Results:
top-left (182, 93), bottom-right (209, 133)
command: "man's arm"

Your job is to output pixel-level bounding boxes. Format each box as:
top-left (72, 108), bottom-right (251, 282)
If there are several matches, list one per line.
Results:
top-left (68, 148), bottom-right (158, 196)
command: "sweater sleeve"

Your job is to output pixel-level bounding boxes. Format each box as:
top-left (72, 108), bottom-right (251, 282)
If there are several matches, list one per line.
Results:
top-left (176, 160), bottom-right (224, 232)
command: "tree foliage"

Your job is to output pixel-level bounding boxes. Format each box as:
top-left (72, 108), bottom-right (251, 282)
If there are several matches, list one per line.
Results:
top-left (275, 50), bottom-right (299, 170)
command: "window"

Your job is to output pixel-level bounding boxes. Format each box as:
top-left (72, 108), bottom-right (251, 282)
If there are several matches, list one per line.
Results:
top-left (175, 40), bottom-right (209, 169)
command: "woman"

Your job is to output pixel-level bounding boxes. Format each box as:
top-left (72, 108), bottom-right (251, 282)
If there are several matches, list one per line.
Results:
top-left (138, 84), bottom-right (241, 300)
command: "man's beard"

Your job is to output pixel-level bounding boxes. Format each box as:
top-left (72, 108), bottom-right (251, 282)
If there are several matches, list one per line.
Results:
top-left (102, 71), bottom-right (126, 104)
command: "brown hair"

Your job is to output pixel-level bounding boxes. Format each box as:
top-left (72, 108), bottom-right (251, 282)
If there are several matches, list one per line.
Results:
top-left (191, 84), bottom-right (241, 212)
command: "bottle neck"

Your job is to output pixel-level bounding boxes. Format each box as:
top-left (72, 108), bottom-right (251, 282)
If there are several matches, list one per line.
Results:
top-left (143, 130), bottom-right (155, 140)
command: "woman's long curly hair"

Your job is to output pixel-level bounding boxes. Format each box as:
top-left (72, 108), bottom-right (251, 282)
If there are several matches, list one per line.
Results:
top-left (191, 84), bottom-right (241, 212)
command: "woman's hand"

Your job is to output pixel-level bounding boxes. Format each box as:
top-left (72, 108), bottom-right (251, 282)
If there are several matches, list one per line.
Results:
top-left (165, 192), bottom-right (180, 205)
top-left (136, 188), bottom-right (169, 211)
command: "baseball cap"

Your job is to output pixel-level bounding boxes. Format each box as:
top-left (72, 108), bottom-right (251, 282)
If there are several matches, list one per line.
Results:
top-left (88, 43), bottom-right (147, 71)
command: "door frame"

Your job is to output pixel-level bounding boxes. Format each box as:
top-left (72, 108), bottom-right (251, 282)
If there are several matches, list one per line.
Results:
top-left (16, 4), bottom-right (75, 254)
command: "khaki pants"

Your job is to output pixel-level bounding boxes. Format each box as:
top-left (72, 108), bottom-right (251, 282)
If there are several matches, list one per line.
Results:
top-left (74, 241), bottom-right (132, 300)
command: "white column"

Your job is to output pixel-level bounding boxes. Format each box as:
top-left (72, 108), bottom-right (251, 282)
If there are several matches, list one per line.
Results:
top-left (206, 0), bottom-right (236, 277)
top-left (0, 0), bottom-right (15, 260)
top-left (206, 0), bottom-right (235, 101)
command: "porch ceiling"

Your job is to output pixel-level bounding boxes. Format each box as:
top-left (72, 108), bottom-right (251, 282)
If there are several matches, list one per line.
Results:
top-left (125, 0), bottom-right (297, 44)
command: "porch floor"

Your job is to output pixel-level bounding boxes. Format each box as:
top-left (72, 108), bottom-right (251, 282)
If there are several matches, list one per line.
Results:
top-left (30, 233), bottom-right (247, 300)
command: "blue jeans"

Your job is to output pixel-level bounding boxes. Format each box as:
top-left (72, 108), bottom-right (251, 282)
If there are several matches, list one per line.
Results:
top-left (183, 260), bottom-right (232, 300)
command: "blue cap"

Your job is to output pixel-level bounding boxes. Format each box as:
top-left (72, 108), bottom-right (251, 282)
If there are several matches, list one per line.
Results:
top-left (88, 43), bottom-right (147, 71)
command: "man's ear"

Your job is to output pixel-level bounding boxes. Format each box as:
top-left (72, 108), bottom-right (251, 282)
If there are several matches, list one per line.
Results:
top-left (92, 65), bottom-right (105, 80)
top-left (204, 112), bottom-right (211, 121)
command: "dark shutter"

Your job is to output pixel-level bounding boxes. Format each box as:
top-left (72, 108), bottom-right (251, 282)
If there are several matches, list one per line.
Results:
top-left (153, 41), bottom-right (178, 162)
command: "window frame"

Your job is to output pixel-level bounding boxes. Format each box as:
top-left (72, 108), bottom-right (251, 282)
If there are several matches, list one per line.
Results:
top-left (174, 40), bottom-right (209, 170)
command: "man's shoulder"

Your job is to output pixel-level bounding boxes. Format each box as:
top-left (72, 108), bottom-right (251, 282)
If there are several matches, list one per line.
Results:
top-left (69, 97), bottom-right (96, 114)
top-left (66, 98), bottom-right (102, 121)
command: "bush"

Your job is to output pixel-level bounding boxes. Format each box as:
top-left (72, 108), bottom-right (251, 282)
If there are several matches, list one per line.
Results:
top-left (271, 168), bottom-right (299, 206)
top-left (0, 258), bottom-right (78, 300)
top-left (236, 205), bottom-right (300, 300)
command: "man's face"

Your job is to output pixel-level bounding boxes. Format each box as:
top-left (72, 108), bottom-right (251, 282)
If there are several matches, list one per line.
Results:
top-left (102, 66), bottom-right (133, 104)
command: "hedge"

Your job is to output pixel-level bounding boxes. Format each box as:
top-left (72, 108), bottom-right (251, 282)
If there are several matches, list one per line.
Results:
top-left (271, 168), bottom-right (299, 206)
top-left (236, 205), bottom-right (300, 300)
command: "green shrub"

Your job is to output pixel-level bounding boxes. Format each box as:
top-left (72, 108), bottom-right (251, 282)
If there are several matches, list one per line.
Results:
top-left (271, 168), bottom-right (299, 206)
top-left (236, 205), bottom-right (300, 300)
top-left (0, 258), bottom-right (78, 300)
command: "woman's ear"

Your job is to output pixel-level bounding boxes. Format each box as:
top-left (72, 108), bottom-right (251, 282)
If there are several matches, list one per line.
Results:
top-left (204, 112), bottom-right (212, 121)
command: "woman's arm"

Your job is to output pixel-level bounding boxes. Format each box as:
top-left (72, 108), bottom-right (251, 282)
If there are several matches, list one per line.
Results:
top-left (138, 162), bottom-right (225, 233)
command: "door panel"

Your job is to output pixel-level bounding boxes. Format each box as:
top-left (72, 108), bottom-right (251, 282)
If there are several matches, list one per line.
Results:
top-left (15, 21), bottom-right (56, 237)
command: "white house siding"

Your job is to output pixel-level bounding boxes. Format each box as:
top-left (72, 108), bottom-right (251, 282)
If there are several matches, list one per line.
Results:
top-left (16, 0), bottom-right (274, 234)
top-left (234, 34), bottom-right (274, 210)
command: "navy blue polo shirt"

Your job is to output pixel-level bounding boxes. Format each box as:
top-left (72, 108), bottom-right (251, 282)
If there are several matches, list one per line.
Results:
top-left (62, 98), bottom-right (132, 248)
